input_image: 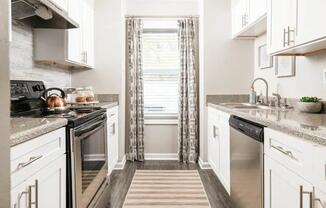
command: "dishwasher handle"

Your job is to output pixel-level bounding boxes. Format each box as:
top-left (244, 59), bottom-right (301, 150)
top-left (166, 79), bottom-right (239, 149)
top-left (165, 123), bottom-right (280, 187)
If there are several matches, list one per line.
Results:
top-left (229, 115), bottom-right (265, 142)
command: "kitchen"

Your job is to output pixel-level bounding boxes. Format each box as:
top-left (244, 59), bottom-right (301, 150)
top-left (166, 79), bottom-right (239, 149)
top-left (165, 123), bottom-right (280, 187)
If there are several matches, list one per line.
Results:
top-left (1, 0), bottom-right (326, 208)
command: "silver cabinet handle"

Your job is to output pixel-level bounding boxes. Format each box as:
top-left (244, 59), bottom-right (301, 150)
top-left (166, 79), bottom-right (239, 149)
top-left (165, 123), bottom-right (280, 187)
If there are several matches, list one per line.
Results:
top-left (313, 187), bottom-right (326, 208)
top-left (283, 28), bottom-right (287, 47)
top-left (213, 125), bottom-right (219, 138)
top-left (16, 155), bottom-right (43, 172)
top-left (17, 189), bottom-right (29, 208)
top-left (300, 185), bottom-right (313, 208)
top-left (244, 13), bottom-right (248, 26)
top-left (29, 180), bottom-right (38, 208)
top-left (324, 164), bottom-right (326, 181)
top-left (287, 26), bottom-right (295, 46)
top-left (110, 123), bottom-right (116, 135)
top-left (109, 113), bottom-right (115, 118)
top-left (270, 145), bottom-right (297, 160)
top-left (314, 198), bottom-right (325, 207)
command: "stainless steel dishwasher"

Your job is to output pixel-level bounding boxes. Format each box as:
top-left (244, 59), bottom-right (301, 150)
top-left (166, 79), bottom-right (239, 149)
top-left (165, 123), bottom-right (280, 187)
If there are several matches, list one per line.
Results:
top-left (229, 115), bottom-right (265, 208)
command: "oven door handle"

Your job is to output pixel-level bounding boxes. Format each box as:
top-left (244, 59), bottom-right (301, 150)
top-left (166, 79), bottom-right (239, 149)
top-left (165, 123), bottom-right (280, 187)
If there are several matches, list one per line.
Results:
top-left (75, 120), bottom-right (105, 138)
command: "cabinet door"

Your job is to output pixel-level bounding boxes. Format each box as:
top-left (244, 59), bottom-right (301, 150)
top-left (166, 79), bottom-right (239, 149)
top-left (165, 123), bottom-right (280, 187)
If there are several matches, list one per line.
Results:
top-left (265, 155), bottom-right (314, 208)
top-left (314, 188), bottom-right (326, 208)
top-left (67, 0), bottom-right (82, 64)
top-left (51, 0), bottom-right (68, 11)
top-left (249, 0), bottom-right (266, 22)
top-left (11, 181), bottom-right (30, 208)
top-left (32, 155), bottom-right (66, 208)
top-left (313, 145), bottom-right (326, 193)
top-left (207, 108), bottom-right (220, 174)
top-left (232, 0), bottom-right (248, 36)
top-left (296, 0), bottom-right (326, 45)
top-left (82, 0), bottom-right (95, 67)
top-left (267, 0), bottom-right (296, 54)
top-left (107, 109), bottom-right (119, 174)
top-left (218, 116), bottom-right (230, 194)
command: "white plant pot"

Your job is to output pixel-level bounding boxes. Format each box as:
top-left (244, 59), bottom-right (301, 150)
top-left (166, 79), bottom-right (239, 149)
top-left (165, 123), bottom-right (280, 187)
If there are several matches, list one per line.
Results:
top-left (297, 102), bottom-right (322, 113)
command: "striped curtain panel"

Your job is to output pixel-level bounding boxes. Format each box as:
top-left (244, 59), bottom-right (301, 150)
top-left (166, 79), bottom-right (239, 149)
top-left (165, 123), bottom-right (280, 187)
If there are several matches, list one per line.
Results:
top-left (126, 18), bottom-right (145, 161)
top-left (177, 18), bottom-right (199, 163)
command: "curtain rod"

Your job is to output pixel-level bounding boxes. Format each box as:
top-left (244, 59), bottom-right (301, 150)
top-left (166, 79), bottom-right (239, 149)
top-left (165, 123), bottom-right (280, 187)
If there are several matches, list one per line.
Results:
top-left (125, 15), bottom-right (200, 19)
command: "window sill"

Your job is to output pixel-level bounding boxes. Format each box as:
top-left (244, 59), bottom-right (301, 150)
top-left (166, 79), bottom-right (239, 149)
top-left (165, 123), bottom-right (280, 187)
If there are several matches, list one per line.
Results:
top-left (144, 119), bottom-right (178, 125)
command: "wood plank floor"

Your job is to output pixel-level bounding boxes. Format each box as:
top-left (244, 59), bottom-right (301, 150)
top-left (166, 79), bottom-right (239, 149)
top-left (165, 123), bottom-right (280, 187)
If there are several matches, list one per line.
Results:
top-left (103, 161), bottom-right (231, 208)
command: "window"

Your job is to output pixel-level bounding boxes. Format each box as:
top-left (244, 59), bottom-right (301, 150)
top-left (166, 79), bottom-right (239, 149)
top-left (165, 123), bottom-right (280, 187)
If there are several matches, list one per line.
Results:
top-left (142, 21), bottom-right (180, 119)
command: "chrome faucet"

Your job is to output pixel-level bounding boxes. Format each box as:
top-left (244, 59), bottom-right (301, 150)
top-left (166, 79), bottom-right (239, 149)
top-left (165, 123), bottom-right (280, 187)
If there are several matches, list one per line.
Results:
top-left (251, 78), bottom-right (269, 105)
top-left (272, 93), bottom-right (282, 107)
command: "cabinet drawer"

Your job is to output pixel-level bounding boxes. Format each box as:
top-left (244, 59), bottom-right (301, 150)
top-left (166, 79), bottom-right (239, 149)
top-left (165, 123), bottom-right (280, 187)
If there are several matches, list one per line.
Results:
top-left (264, 128), bottom-right (314, 180)
top-left (313, 145), bottom-right (326, 193)
top-left (107, 106), bottom-right (118, 118)
top-left (208, 107), bottom-right (221, 123)
top-left (11, 128), bottom-right (66, 188)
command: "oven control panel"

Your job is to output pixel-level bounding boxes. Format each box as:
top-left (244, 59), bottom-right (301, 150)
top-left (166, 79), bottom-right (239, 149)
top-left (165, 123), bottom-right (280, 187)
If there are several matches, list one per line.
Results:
top-left (11, 80), bottom-right (46, 100)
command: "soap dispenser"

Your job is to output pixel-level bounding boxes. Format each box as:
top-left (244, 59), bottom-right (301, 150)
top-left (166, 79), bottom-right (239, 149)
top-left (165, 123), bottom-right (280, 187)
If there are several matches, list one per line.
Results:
top-left (250, 87), bottom-right (256, 104)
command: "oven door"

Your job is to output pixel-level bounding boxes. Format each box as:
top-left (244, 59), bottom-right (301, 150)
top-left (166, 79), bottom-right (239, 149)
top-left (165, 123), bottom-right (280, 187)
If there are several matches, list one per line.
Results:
top-left (73, 114), bottom-right (108, 208)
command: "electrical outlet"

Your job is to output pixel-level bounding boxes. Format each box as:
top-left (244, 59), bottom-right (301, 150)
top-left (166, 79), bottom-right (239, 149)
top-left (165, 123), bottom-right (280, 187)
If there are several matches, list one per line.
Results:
top-left (324, 69), bottom-right (326, 84)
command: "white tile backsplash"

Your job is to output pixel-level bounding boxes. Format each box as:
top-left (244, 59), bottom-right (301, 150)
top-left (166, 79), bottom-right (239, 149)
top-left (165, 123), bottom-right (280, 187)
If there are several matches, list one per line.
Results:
top-left (10, 21), bottom-right (72, 88)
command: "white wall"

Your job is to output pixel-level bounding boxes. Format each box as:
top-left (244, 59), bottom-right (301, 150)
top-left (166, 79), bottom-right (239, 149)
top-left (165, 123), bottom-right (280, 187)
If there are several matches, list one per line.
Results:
top-left (73, 0), bottom-right (126, 161)
top-left (0, 0), bottom-right (11, 206)
top-left (125, 0), bottom-right (199, 16)
top-left (144, 124), bottom-right (178, 154)
top-left (199, 0), bottom-right (254, 162)
top-left (125, 0), bottom-right (200, 156)
top-left (254, 34), bottom-right (326, 99)
top-left (10, 23), bottom-right (71, 88)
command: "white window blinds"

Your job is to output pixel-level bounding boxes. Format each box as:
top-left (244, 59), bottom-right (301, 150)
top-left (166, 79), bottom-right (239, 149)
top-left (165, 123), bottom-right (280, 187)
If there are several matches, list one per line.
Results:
top-left (142, 31), bottom-right (180, 118)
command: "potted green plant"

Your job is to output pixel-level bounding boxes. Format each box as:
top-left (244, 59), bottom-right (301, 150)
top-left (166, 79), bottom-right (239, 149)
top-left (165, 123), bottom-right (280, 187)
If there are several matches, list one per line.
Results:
top-left (297, 96), bottom-right (322, 113)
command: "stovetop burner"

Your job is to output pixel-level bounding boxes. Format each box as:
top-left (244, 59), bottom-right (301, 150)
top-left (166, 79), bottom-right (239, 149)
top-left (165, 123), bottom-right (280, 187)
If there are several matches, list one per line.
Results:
top-left (10, 80), bottom-right (106, 127)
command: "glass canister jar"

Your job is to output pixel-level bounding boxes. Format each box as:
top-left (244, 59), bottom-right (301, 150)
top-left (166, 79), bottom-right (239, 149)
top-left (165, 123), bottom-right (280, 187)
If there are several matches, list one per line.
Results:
top-left (75, 87), bottom-right (95, 103)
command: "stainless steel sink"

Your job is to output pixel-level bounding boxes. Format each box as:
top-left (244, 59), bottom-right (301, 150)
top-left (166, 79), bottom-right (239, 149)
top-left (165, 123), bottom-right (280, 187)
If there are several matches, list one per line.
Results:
top-left (219, 103), bottom-right (273, 110)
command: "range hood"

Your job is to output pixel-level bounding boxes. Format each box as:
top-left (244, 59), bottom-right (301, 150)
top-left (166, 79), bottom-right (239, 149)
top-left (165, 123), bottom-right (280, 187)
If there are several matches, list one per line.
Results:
top-left (12, 0), bottom-right (79, 29)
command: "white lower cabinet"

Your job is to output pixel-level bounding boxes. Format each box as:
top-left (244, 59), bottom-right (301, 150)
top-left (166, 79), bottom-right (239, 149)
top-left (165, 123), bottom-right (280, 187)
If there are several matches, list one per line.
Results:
top-left (264, 155), bottom-right (313, 208)
top-left (314, 188), bottom-right (326, 208)
top-left (33, 155), bottom-right (66, 208)
top-left (107, 106), bottom-right (119, 175)
top-left (264, 128), bottom-right (326, 208)
top-left (207, 107), bottom-right (230, 194)
top-left (11, 128), bottom-right (66, 208)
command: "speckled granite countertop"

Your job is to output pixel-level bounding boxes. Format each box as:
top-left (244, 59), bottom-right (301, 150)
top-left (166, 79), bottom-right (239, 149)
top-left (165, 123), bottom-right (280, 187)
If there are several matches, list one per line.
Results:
top-left (95, 102), bottom-right (118, 109)
top-left (10, 118), bottom-right (68, 147)
top-left (208, 102), bottom-right (326, 146)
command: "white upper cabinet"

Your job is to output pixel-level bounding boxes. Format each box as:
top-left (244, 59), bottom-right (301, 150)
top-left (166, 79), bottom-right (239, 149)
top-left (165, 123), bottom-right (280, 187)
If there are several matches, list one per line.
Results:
top-left (232, 0), bottom-right (267, 39)
top-left (249, 0), bottom-right (266, 22)
top-left (267, 0), bottom-right (297, 54)
top-left (67, 0), bottom-right (83, 64)
top-left (296, 0), bottom-right (326, 46)
top-left (81, 0), bottom-right (95, 67)
top-left (51, 0), bottom-right (68, 12)
top-left (34, 0), bottom-right (95, 69)
top-left (268, 0), bottom-right (326, 55)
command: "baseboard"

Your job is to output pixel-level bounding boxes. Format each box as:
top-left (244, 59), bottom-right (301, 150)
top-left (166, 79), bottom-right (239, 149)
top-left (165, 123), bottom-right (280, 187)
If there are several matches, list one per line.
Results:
top-left (199, 157), bottom-right (211, 169)
top-left (144, 153), bottom-right (178, 160)
top-left (114, 155), bottom-right (126, 170)
top-left (84, 154), bottom-right (106, 161)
